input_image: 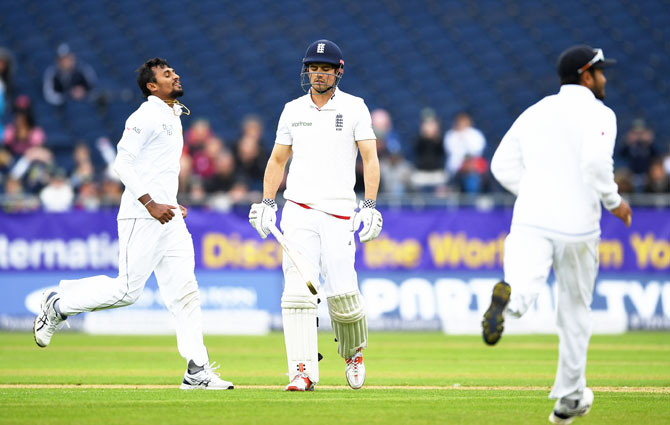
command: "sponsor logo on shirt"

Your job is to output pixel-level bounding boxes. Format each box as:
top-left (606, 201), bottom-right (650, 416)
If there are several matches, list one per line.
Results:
top-left (335, 114), bottom-right (343, 131)
top-left (162, 124), bottom-right (173, 135)
top-left (126, 127), bottom-right (141, 134)
top-left (292, 121), bottom-right (313, 127)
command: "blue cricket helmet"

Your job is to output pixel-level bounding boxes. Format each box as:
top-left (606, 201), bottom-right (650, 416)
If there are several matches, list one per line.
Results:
top-left (300, 39), bottom-right (344, 94)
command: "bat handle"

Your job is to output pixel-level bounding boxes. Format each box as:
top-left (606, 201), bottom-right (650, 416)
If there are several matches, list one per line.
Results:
top-left (268, 223), bottom-right (284, 243)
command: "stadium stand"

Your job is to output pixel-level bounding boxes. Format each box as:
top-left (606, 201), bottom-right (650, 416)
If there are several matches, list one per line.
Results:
top-left (0, 0), bottom-right (668, 197)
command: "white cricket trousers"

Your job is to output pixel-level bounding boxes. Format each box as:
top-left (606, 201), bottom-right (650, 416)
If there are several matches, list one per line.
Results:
top-left (280, 201), bottom-right (359, 297)
top-left (57, 216), bottom-right (209, 366)
top-left (503, 229), bottom-right (599, 400)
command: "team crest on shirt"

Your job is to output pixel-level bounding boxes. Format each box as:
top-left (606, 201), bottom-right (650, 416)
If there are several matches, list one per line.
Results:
top-left (335, 114), bottom-right (343, 131)
top-left (162, 124), bottom-right (173, 135)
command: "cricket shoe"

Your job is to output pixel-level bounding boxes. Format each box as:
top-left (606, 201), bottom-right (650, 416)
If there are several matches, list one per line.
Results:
top-left (33, 290), bottom-right (67, 348)
top-left (482, 281), bottom-right (511, 345)
top-left (345, 348), bottom-right (365, 389)
top-left (549, 388), bottom-right (594, 424)
top-left (180, 360), bottom-right (234, 390)
top-left (285, 373), bottom-right (314, 391)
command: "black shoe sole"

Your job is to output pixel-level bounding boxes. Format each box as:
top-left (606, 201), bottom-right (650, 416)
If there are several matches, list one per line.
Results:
top-left (482, 281), bottom-right (511, 346)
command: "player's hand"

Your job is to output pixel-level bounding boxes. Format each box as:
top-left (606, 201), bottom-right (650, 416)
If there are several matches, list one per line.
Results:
top-left (249, 199), bottom-right (278, 239)
top-left (351, 199), bottom-right (383, 243)
top-left (610, 199), bottom-right (632, 227)
top-left (179, 204), bottom-right (188, 219)
top-left (146, 202), bottom-right (177, 224)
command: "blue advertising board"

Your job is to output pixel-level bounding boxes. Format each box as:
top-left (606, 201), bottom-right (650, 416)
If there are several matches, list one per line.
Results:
top-left (1, 209), bottom-right (669, 333)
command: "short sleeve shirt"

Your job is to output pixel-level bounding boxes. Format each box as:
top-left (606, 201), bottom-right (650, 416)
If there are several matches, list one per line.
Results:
top-left (275, 88), bottom-right (375, 216)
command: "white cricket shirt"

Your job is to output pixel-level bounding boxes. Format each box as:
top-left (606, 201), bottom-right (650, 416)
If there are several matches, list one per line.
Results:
top-left (275, 88), bottom-right (375, 216)
top-left (491, 85), bottom-right (621, 241)
top-left (113, 96), bottom-right (184, 219)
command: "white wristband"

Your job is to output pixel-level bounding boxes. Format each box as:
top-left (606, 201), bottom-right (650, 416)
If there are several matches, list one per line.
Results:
top-left (143, 199), bottom-right (154, 207)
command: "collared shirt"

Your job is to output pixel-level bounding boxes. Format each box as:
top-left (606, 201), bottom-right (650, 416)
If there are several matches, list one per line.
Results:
top-left (275, 88), bottom-right (375, 216)
top-left (113, 95), bottom-right (184, 220)
top-left (491, 84), bottom-right (621, 241)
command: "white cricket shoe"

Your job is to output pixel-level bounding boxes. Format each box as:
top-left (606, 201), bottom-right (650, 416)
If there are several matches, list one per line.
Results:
top-left (180, 361), bottom-right (234, 390)
top-left (285, 373), bottom-right (314, 391)
top-left (33, 290), bottom-right (66, 348)
top-left (549, 387), bottom-right (594, 424)
top-left (345, 348), bottom-right (365, 389)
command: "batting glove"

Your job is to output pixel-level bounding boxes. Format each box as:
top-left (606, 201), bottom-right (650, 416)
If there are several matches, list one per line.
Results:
top-left (249, 199), bottom-right (278, 239)
top-left (352, 199), bottom-right (383, 243)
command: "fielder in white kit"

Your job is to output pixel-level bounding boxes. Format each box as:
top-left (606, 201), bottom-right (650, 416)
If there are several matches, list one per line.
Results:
top-left (249, 39), bottom-right (382, 391)
top-left (33, 58), bottom-right (233, 390)
top-left (482, 45), bottom-right (632, 424)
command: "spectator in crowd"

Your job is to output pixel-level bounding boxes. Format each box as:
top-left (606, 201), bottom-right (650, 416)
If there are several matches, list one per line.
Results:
top-left (644, 159), bottom-right (669, 193)
top-left (618, 118), bottom-right (657, 191)
top-left (184, 118), bottom-right (213, 155)
top-left (2, 176), bottom-right (39, 212)
top-left (99, 177), bottom-right (123, 207)
top-left (178, 152), bottom-right (194, 198)
top-left (614, 168), bottom-right (635, 194)
top-left (0, 47), bottom-right (16, 136)
top-left (73, 178), bottom-right (100, 211)
top-left (39, 168), bottom-right (74, 212)
top-left (0, 147), bottom-right (11, 186)
top-left (371, 108), bottom-right (402, 157)
top-left (372, 108), bottom-right (412, 196)
top-left (69, 142), bottom-right (96, 189)
top-left (234, 114), bottom-right (267, 192)
top-left (43, 43), bottom-right (97, 106)
top-left (205, 150), bottom-right (239, 193)
top-left (2, 97), bottom-right (46, 156)
top-left (95, 136), bottom-right (118, 180)
top-left (192, 135), bottom-right (224, 179)
top-left (411, 107), bottom-right (446, 192)
top-left (205, 149), bottom-right (250, 211)
top-left (187, 175), bottom-right (207, 206)
top-left (9, 146), bottom-right (53, 194)
top-left (443, 112), bottom-right (488, 193)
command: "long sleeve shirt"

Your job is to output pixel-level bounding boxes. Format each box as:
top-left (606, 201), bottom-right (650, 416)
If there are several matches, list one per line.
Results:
top-left (113, 96), bottom-right (184, 220)
top-left (491, 84), bottom-right (621, 242)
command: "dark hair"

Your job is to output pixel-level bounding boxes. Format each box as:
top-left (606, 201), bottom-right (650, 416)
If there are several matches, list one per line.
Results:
top-left (560, 68), bottom-right (594, 85)
top-left (136, 58), bottom-right (169, 97)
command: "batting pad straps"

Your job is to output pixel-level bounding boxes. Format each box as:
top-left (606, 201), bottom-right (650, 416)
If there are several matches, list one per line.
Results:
top-left (281, 294), bottom-right (318, 309)
top-left (328, 292), bottom-right (368, 359)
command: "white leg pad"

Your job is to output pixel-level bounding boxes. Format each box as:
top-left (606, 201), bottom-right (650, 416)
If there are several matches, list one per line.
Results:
top-left (281, 269), bottom-right (319, 384)
top-left (328, 291), bottom-right (368, 359)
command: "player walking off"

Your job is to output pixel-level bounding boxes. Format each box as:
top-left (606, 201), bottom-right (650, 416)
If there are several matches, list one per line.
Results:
top-left (33, 58), bottom-right (234, 390)
top-left (482, 45), bottom-right (632, 424)
top-left (249, 39), bottom-right (382, 391)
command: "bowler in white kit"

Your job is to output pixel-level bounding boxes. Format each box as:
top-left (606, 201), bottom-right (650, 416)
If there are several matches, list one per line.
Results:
top-left (33, 58), bottom-right (234, 390)
top-left (249, 39), bottom-right (382, 391)
top-left (482, 45), bottom-right (632, 424)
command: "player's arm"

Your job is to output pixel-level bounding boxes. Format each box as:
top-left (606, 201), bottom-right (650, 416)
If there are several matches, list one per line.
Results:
top-left (357, 138), bottom-right (380, 201)
top-left (581, 108), bottom-right (632, 226)
top-left (263, 143), bottom-right (292, 200)
top-left (249, 144), bottom-right (291, 239)
top-left (113, 118), bottom-right (175, 224)
top-left (491, 118), bottom-right (524, 196)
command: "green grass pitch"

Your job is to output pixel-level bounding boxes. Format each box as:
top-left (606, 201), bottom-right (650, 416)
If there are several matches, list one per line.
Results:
top-left (1, 331), bottom-right (669, 424)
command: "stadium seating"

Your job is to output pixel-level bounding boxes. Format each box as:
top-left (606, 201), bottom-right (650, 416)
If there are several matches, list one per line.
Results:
top-left (0, 0), bottom-right (667, 162)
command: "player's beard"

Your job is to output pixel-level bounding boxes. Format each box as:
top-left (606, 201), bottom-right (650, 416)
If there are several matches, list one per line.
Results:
top-left (170, 87), bottom-right (184, 98)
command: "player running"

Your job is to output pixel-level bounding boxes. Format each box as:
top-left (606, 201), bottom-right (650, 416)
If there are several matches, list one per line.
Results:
top-left (482, 45), bottom-right (632, 424)
top-left (33, 58), bottom-right (234, 390)
top-left (249, 39), bottom-right (382, 391)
